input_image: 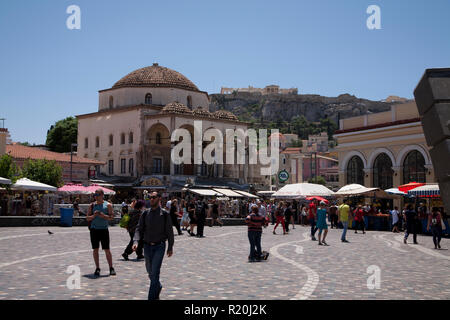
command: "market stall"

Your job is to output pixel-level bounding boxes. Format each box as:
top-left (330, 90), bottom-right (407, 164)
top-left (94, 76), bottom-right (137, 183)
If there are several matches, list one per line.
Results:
top-left (407, 184), bottom-right (448, 234)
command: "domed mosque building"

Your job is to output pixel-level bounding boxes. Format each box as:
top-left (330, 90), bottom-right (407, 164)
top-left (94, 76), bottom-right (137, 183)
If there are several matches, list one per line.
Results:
top-left (76, 64), bottom-right (251, 191)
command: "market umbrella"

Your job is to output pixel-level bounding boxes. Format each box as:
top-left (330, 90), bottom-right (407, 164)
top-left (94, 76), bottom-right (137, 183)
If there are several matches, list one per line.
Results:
top-left (408, 184), bottom-right (440, 198)
top-left (272, 183), bottom-right (334, 199)
top-left (398, 182), bottom-right (426, 193)
top-left (85, 184), bottom-right (116, 195)
top-left (0, 176), bottom-right (11, 185)
top-left (58, 184), bottom-right (91, 195)
top-left (335, 184), bottom-right (393, 198)
top-left (11, 178), bottom-right (57, 192)
top-left (385, 188), bottom-right (407, 196)
top-left (306, 196), bottom-right (329, 203)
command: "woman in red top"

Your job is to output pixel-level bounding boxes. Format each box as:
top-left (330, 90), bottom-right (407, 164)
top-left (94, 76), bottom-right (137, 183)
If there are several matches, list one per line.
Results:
top-left (273, 202), bottom-right (287, 235)
top-left (354, 205), bottom-right (366, 234)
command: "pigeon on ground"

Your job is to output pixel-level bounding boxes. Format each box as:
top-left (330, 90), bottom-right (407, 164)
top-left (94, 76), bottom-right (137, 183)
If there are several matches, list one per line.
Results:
top-left (48, 230), bottom-right (54, 235)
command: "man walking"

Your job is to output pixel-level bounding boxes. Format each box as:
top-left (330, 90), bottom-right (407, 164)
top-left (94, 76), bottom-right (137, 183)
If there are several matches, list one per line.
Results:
top-left (86, 189), bottom-right (116, 276)
top-left (338, 200), bottom-right (351, 243)
top-left (133, 192), bottom-right (174, 300)
top-left (122, 200), bottom-right (145, 261)
top-left (403, 204), bottom-right (418, 244)
top-left (196, 199), bottom-right (207, 238)
top-left (354, 204), bottom-right (366, 234)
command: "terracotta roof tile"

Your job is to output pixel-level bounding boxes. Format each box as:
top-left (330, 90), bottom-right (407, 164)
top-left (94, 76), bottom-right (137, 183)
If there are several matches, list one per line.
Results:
top-left (6, 145), bottom-right (105, 165)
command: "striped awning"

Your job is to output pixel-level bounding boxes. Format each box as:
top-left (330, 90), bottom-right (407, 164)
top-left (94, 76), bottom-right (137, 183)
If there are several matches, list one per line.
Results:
top-left (408, 184), bottom-right (440, 198)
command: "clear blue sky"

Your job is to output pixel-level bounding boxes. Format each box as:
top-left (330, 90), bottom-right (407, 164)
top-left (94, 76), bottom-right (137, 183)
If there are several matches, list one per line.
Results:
top-left (1, 0), bottom-right (449, 144)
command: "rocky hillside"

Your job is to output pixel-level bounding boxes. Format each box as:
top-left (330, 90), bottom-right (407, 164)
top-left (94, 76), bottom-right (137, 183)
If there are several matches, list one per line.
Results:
top-left (209, 92), bottom-right (412, 125)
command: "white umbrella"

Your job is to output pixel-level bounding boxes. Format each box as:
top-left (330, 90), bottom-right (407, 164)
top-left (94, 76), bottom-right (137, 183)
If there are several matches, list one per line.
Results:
top-left (335, 184), bottom-right (394, 198)
top-left (272, 183), bottom-right (334, 199)
top-left (11, 178), bottom-right (57, 192)
top-left (0, 176), bottom-right (11, 185)
top-left (385, 188), bottom-right (407, 196)
top-left (408, 184), bottom-right (440, 197)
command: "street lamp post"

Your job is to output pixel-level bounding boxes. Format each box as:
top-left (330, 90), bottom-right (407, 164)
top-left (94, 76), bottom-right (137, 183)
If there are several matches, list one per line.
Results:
top-left (70, 143), bottom-right (78, 183)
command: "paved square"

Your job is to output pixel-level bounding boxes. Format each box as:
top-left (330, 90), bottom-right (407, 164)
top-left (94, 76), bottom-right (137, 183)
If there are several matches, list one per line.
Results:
top-left (0, 225), bottom-right (449, 300)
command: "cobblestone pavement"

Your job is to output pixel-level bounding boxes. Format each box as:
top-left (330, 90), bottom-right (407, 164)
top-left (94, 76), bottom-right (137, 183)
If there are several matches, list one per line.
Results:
top-left (0, 225), bottom-right (449, 300)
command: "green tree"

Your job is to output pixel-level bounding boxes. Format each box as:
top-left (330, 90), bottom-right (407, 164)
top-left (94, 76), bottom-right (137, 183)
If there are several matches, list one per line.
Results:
top-left (0, 154), bottom-right (18, 184)
top-left (20, 159), bottom-right (63, 187)
top-left (46, 117), bottom-right (78, 153)
top-left (308, 176), bottom-right (327, 186)
top-left (290, 139), bottom-right (303, 148)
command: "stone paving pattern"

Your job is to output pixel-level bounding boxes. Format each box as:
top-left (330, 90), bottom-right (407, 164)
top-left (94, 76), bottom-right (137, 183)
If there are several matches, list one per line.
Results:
top-left (0, 224), bottom-right (449, 300)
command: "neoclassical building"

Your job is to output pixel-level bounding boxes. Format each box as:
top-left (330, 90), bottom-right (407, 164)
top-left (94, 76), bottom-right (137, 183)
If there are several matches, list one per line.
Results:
top-left (77, 64), bottom-right (251, 189)
top-left (335, 101), bottom-right (436, 193)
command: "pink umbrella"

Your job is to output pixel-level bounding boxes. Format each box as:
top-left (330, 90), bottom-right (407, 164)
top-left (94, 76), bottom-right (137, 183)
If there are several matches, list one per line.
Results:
top-left (85, 184), bottom-right (116, 195)
top-left (58, 184), bottom-right (115, 195)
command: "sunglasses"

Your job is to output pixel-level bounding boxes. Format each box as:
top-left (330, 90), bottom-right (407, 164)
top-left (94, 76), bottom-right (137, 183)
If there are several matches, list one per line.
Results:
top-left (150, 195), bottom-right (159, 199)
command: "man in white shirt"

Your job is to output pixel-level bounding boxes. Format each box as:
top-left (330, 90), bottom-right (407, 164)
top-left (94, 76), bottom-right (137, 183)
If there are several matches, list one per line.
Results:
top-left (390, 206), bottom-right (400, 233)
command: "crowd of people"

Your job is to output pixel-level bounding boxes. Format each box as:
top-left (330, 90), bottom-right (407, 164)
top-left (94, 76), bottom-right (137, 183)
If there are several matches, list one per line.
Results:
top-left (85, 189), bottom-right (447, 300)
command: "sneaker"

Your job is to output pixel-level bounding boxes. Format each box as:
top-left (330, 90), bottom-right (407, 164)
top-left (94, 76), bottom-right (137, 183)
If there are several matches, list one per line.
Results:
top-left (312, 236), bottom-right (317, 241)
top-left (322, 241), bottom-right (329, 246)
top-left (273, 231), bottom-right (276, 235)
top-left (121, 253), bottom-right (129, 261)
top-left (94, 268), bottom-right (100, 277)
top-left (438, 244), bottom-right (441, 249)
top-left (109, 267), bottom-right (116, 276)
top-left (404, 238), bottom-right (407, 244)
top-left (248, 258), bottom-right (256, 263)
top-left (318, 242), bottom-right (323, 246)
top-left (342, 239), bottom-right (349, 243)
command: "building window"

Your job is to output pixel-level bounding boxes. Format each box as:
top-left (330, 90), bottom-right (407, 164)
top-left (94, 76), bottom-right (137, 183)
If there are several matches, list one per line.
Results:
top-left (403, 150), bottom-right (426, 184)
top-left (346, 156), bottom-right (364, 185)
top-left (187, 96), bottom-right (192, 109)
top-left (95, 137), bottom-right (100, 148)
top-left (95, 165), bottom-right (101, 176)
top-left (109, 134), bottom-right (113, 146)
top-left (373, 153), bottom-right (393, 190)
top-left (156, 132), bottom-right (162, 145)
top-left (108, 160), bottom-right (114, 175)
top-left (152, 158), bottom-right (162, 174)
top-left (121, 133), bottom-right (125, 145)
top-left (121, 159), bottom-right (126, 174)
top-left (84, 138), bottom-right (88, 149)
top-left (145, 93), bottom-right (152, 105)
top-left (129, 158), bottom-right (134, 175)
top-left (129, 132), bottom-right (133, 144)
top-left (109, 96), bottom-right (114, 108)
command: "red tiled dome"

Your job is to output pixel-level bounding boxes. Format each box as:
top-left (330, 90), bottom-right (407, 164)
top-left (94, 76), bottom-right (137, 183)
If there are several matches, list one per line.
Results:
top-left (112, 63), bottom-right (199, 91)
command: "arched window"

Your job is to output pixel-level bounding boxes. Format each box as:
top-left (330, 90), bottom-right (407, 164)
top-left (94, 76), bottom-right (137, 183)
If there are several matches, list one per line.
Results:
top-left (346, 156), bottom-right (364, 185)
top-left (145, 93), bottom-right (152, 105)
top-left (373, 153), bottom-right (393, 189)
top-left (109, 96), bottom-right (114, 108)
top-left (156, 132), bottom-right (162, 145)
top-left (121, 133), bottom-right (125, 145)
top-left (129, 132), bottom-right (133, 144)
top-left (403, 150), bottom-right (426, 184)
top-left (187, 95), bottom-right (192, 108)
top-left (109, 134), bottom-right (114, 146)
top-left (95, 137), bottom-right (100, 148)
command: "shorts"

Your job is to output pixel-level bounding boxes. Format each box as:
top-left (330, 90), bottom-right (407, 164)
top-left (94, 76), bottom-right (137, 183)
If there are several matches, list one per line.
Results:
top-left (90, 228), bottom-right (110, 250)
